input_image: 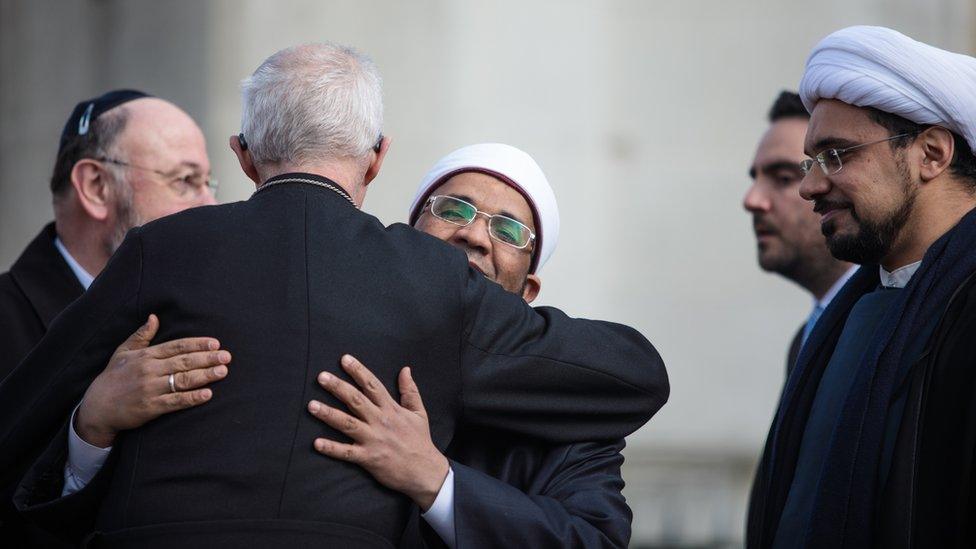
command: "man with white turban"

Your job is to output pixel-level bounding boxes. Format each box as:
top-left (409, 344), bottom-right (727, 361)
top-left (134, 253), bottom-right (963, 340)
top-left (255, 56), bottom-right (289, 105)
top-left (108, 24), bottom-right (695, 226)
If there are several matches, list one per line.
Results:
top-left (748, 26), bottom-right (976, 549)
top-left (305, 143), bottom-right (638, 548)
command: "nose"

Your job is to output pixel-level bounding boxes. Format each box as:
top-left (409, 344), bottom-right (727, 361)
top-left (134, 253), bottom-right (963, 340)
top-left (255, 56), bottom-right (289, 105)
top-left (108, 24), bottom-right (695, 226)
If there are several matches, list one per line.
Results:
top-left (451, 214), bottom-right (492, 255)
top-left (198, 188), bottom-right (219, 206)
top-left (742, 182), bottom-right (770, 213)
top-left (798, 170), bottom-right (829, 201)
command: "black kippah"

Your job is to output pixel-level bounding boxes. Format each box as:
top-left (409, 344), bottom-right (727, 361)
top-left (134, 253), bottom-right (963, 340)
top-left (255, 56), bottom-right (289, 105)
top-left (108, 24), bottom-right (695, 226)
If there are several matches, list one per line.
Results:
top-left (58, 89), bottom-right (151, 150)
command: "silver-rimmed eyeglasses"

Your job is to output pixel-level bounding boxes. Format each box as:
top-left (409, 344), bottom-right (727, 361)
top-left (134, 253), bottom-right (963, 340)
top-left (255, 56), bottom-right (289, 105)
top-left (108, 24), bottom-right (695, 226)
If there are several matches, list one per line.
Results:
top-left (424, 195), bottom-right (536, 250)
top-left (95, 157), bottom-right (218, 199)
top-left (800, 133), bottom-right (916, 176)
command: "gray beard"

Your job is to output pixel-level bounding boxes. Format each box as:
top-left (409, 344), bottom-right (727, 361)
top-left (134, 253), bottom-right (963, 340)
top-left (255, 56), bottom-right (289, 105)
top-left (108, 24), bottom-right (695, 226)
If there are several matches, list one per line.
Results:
top-left (106, 185), bottom-right (143, 256)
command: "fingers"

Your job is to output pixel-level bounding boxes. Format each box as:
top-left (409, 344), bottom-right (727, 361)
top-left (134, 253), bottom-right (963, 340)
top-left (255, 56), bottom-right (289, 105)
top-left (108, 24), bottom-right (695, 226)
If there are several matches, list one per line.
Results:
top-left (398, 367), bottom-right (426, 414)
top-left (147, 337), bottom-right (222, 360)
top-left (317, 370), bottom-right (379, 421)
top-left (117, 314), bottom-right (160, 352)
top-left (155, 349), bottom-right (232, 376)
top-left (167, 364), bottom-right (229, 392)
top-left (313, 437), bottom-right (363, 465)
top-left (156, 388), bottom-right (213, 413)
top-left (307, 400), bottom-right (367, 438)
top-left (340, 355), bottom-right (394, 407)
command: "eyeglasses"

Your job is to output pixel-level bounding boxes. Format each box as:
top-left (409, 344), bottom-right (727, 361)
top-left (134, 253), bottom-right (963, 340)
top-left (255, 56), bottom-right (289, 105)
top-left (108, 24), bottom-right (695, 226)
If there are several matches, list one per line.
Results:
top-left (800, 133), bottom-right (916, 176)
top-left (95, 157), bottom-right (218, 199)
top-left (425, 195), bottom-right (536, 249)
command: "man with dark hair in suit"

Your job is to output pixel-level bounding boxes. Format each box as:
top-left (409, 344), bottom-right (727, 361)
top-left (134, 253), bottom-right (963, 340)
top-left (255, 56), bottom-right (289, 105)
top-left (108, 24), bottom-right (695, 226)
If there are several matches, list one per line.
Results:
top-left (743, 91), bottom-right (854, 372)
top-left (0, 90), bottom-right (220, 547)
top-left (2, 42), bottom-right (667, 548)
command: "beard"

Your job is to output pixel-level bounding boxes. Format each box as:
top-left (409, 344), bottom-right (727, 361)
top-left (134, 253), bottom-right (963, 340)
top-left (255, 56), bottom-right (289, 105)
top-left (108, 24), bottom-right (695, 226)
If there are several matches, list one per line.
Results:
top-left (106, 181), bottom-right (145, 256)
top-left (821, 164), bottom-right (916, 265)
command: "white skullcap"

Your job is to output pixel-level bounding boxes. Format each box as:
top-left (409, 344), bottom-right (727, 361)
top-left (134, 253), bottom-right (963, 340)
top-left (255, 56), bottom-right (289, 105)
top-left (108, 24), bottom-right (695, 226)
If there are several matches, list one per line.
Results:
top-left (800, 25), bottom-right (976, 152)
top-left (408, 143), bottom-right (559, 273)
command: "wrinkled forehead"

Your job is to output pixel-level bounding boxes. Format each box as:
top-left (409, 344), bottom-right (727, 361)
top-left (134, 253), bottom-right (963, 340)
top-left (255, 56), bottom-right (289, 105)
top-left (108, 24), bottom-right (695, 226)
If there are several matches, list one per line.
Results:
top-left (116, 98), bottom-right (210, 170)
top-left (433, 171), bottom-right (537, 230)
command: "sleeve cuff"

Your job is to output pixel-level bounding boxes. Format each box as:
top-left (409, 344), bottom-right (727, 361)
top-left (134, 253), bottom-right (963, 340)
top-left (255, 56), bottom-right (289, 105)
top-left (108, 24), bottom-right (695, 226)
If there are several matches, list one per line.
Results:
top-left (63, 404), bottom-right (112, 495)
top-left (420, 466), bottom-right (456, 548)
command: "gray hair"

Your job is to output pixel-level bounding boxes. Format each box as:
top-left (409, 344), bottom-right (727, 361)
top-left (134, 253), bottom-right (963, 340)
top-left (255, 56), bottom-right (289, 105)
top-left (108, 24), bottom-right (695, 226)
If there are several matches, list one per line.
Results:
top-left (240, 43), bottom-right (383, 167)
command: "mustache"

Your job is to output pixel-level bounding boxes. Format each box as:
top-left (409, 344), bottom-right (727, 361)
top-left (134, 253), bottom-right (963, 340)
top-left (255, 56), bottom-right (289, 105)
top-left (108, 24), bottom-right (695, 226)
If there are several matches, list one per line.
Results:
top-left (813, 199), bottom-right (853, 215)
top-left (752, 214), bottom-right (777, 234)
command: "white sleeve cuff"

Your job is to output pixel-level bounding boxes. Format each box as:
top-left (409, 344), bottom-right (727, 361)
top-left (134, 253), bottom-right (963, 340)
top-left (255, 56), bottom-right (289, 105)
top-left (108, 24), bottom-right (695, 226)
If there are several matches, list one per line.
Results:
top-left (420, 466), bottom-right (456, 548)
top-left (62, 404), bottom-right (112, 496)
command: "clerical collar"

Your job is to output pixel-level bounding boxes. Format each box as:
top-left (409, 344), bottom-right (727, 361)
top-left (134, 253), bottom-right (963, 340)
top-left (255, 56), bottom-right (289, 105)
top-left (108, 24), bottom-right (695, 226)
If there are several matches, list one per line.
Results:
top-left (879, 260), bottom-right (922, 289)
top-left (54, 237), bottom-right (94, 290)
top-left (252, 172), bottom-right (356, 208)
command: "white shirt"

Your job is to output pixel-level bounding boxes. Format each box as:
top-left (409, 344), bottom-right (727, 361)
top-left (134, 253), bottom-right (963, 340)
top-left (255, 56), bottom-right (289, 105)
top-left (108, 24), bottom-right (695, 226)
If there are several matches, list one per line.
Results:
top-left (54, 237), bottom-right (94, 290)
top-left (880, 260), bottom-right (922, 289)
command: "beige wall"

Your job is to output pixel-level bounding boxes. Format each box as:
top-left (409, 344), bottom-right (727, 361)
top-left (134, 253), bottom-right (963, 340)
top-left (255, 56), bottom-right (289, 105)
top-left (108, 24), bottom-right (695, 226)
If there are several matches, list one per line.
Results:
top-left (2, 0), bottom-right (973, 545)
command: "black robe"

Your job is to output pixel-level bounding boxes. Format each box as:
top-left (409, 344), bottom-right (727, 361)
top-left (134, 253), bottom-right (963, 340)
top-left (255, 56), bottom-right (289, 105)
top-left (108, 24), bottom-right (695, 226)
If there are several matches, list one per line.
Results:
top-left (3, 174), bottom-right (669, 548)
top-left (748, 266), bottom-right (976, 548)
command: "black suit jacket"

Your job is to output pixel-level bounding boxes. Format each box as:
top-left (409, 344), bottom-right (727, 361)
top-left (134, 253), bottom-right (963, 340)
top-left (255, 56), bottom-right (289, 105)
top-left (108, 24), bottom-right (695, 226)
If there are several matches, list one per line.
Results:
top-left (405, 431), bottom-right (631, 549)
top-left (785, 323), bottom-right (804, 377)
top-left (2, 174), bottom-right (668, 548)
top-left (0, 222), bottom-right (85, 382)
top-left (0, 222), bottom-right (83, 548)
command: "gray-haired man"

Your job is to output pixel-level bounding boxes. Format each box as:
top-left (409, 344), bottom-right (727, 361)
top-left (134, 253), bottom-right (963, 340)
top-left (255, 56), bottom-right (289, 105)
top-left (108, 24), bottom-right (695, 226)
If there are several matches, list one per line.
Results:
top-left (1, 42), bottom-right (666, 547)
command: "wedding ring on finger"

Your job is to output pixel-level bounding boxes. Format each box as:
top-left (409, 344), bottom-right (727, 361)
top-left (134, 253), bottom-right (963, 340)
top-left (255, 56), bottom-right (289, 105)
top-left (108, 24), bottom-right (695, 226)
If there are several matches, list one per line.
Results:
top-left (168, 373), bottom-right (177, 393)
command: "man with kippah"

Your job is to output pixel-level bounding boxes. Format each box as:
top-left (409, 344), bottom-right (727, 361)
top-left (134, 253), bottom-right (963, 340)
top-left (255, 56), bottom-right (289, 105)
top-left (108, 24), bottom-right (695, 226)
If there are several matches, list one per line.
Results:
top-left (748, 26), bottom-right (976, 548)
top-left (0, 90), bottom-right (217, 547)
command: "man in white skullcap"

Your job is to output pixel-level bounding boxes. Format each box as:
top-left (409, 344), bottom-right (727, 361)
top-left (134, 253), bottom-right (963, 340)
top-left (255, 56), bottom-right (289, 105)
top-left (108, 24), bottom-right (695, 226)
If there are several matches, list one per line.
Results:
top-left (306, 143), bottom-right (637, 548)
top-left (748, 26), bottom-right (976, 549)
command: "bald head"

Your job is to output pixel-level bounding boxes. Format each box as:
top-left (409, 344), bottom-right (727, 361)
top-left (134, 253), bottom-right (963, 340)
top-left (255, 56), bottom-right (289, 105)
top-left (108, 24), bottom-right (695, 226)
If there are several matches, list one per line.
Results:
top-left (52, 94), bottom-right (215, 278)
top-left (116, 97), bottom-right (210, 191)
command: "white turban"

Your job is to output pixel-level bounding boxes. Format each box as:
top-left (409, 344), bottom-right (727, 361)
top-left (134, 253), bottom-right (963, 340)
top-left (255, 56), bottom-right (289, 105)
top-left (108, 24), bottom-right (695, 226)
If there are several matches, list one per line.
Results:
top-left (800, 25), bottom-right (976, 152)
top-left (408, 143), bottom-right (559, 273)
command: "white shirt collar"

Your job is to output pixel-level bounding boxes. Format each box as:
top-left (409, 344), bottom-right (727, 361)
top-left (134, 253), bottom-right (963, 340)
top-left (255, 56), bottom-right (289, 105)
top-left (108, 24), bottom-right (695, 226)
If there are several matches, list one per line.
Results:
top-left (54, 237), bottom-right (95, 290)
top-left (880, 260), bottom-right (922, 289)
top-left (817, 265), bottom-right (860, 309)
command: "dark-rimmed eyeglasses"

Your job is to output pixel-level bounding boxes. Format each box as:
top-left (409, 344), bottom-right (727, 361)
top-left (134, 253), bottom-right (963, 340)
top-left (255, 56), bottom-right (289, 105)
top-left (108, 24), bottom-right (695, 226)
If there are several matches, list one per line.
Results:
top-left (800, 133), bottom-right (916, 176)
top-left (425, 195), bottom-right (536, 250)
top-left (95, 157), bottom-right (218, 199)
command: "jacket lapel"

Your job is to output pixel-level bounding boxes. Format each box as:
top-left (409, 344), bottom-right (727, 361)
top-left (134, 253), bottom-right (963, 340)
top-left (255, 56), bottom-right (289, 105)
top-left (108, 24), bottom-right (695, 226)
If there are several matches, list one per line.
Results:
top-left (9, 222), bottom-right (85, 328)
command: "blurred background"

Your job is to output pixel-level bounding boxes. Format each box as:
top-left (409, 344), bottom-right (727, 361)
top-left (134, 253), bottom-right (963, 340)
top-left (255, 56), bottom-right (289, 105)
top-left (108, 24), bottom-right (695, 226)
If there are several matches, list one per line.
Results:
top-left (2, 1), bottom-right (974, 546)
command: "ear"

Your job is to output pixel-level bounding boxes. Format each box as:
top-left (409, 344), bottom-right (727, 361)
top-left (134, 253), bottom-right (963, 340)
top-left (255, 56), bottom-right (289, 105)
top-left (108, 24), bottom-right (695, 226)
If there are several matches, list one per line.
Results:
top-left (230, 134), bottom-right (260, 185)
top-left (70, 159), bottom-right (112, 221)
top-left (364, 135), bottom-right (390, 186)
top-left (918, 126), bottom-right (955, 183)
top-left (521, 273), bottom-right (541, 303)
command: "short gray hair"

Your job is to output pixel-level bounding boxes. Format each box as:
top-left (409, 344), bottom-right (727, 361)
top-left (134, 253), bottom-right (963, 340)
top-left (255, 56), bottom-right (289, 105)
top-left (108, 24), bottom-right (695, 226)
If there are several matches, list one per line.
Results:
top-left (240, 43), bottom-right (383, 167)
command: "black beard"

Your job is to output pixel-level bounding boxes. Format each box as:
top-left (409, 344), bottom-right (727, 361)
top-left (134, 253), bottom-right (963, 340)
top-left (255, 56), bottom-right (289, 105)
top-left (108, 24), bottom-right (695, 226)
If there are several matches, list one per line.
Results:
top-left (824, 190), bottom-right (915, 264)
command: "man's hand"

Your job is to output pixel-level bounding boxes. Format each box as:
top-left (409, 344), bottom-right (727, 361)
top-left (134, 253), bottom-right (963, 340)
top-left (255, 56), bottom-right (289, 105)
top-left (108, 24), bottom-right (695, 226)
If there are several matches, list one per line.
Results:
top-left (308, 354), bottom-right (449, 511)
top-left (75, 314), bottom-right (231, 448)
